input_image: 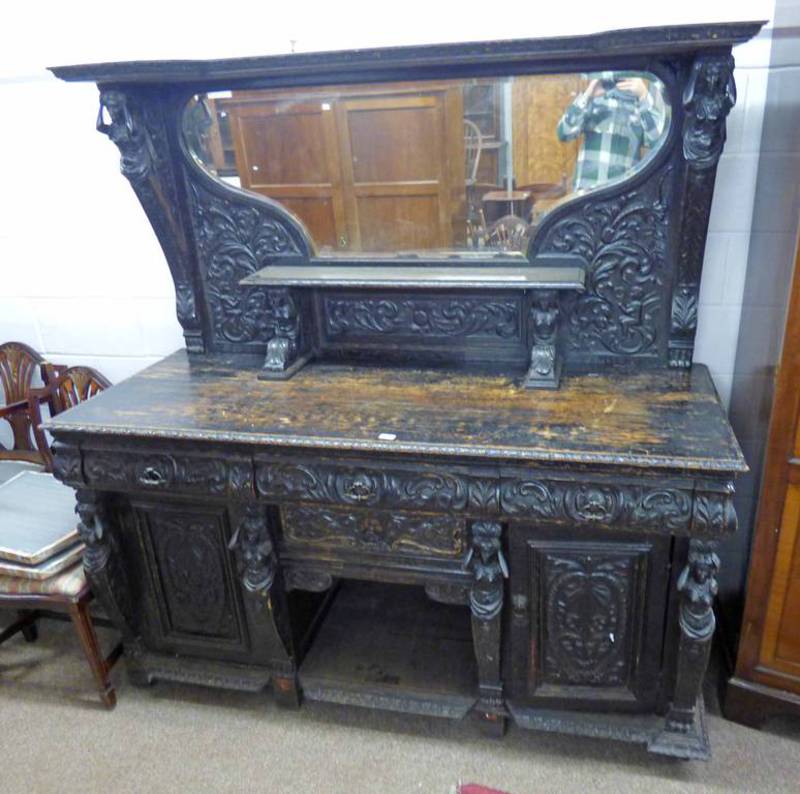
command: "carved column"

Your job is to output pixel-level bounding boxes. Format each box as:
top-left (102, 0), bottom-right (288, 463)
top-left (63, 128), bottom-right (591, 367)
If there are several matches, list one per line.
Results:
top-left (523, 289), bottom-right (561, 389)
top-left (670, 53), bottom-right (736, 367)
top-left (228, 503), bottom-right (299, 707)
top-left (75, 489), bottom-right (137, 646)
top-left (96, 90), bottom-right (205, 353)
top-left (650, 538), bottom-right (720, 758)
top-left (464, 520), bottom-right (508, 734)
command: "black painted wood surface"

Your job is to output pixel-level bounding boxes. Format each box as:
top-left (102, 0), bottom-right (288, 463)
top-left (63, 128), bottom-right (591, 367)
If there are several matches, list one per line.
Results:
top-left (47, 350), bottom-right (745, 474)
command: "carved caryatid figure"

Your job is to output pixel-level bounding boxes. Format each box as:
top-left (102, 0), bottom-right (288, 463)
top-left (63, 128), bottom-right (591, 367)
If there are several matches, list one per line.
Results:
top-left (96, 90), bottom-right (151, 181)
top-left (230, 503), bottom-right (276, 600)
top-left (682, 55), bottom-right (736, 171)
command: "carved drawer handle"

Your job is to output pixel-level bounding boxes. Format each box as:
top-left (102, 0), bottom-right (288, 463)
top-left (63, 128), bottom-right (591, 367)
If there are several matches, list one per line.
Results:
top-left (343, 478), bottom-right (376, 503)
top-left (138, 466), bottom-right (166, 486)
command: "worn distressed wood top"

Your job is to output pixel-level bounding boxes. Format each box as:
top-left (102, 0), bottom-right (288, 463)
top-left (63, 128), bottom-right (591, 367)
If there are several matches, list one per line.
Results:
top-left (46, 351), bottom-right (746, 474)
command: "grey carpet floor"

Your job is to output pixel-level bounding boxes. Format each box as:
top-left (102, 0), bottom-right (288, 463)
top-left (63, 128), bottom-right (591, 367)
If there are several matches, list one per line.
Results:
top-left (1, 620), bottom-right (798, 794)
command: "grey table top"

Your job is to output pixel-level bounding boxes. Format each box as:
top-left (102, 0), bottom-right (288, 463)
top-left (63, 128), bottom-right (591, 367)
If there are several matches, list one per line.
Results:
top-left (0, 471), bottom-right (80, 565)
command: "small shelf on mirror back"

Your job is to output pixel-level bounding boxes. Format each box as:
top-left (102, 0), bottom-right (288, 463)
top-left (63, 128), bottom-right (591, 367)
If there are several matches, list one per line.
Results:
top-left (240, 264), bottom-right (585, 291)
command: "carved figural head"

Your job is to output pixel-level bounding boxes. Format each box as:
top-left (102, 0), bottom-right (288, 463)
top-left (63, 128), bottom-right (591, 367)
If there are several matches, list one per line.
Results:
top-left (682, 55), bottom-right (736, 170)
top-left (96, 90), bottom-right (133, 138)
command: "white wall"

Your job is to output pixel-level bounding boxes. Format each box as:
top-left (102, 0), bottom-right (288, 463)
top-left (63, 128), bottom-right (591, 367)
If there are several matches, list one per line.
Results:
top-left (0, 1), bottom-right (775, 406)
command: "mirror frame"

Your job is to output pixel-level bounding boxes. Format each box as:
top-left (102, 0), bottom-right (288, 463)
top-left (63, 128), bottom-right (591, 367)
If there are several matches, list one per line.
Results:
top-left (52, 22), bottom-right (763, 371)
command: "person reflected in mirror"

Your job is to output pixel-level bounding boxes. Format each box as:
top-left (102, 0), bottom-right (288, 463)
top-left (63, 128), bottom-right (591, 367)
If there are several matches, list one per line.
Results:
top-left (557, 72), bottom-right (667, 191)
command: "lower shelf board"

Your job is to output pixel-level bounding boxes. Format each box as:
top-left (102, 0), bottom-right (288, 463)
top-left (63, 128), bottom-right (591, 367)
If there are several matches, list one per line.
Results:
top-left (298, 579), bottom-right (478, 718)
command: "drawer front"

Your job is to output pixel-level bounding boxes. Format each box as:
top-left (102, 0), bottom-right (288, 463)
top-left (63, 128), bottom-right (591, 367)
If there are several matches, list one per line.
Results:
top-left (281, 504), bottom-right (466, 559)
top-left (256, 459), bottom-right (498, 514)
top-left (83, 449), bottom-right (254, 499)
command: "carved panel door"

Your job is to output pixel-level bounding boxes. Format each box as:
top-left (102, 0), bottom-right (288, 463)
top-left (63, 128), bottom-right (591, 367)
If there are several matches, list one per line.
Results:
top-left (129, 500), bottom-right (254, 663)
top-left (509, 525), bottom-right (671, 711)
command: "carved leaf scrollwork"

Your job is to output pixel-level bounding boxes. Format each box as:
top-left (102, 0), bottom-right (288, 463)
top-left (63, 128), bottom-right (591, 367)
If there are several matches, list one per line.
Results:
top-left (543, 553), bottom-right (633, 686)
top-left (282, 504), bottom-right (464, 557)
top-left (535, 171), bottom-right (671, 357)
top-left (324, 296), bottom-right (520, 340)
top-left (189, 182), bottom-right (302, 345)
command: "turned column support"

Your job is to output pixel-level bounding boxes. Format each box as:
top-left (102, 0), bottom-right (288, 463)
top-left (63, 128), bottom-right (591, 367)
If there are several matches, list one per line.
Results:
top-left (464, 520), bottom-right (508, 734)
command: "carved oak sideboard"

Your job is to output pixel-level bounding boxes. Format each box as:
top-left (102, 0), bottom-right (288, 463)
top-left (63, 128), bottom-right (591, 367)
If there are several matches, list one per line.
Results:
top-left (48, 21), bottom-right (761, 759)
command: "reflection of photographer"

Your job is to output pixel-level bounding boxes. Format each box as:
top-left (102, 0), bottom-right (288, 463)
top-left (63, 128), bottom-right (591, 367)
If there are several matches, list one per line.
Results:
top-left (557, 72), bottom-right (666, 190)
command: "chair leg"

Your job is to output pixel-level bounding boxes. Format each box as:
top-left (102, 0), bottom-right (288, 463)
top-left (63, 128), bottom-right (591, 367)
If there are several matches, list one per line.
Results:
top-left (68, 600), bottom-right (117, 709)
top-left (19, 610), bottom-right (38, 642)
top-left (0, 610), bottom-right (39, 645)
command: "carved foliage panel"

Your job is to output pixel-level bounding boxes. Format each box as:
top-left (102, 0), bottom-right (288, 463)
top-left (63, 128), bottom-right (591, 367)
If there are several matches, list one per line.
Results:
top-left (84, 450), bottom-right (253, 498)
top-left (281, 504), bottom-right (465, 558)
top-left (500, 478), bottom-right (693, 532)
top-left (256, 461), bottom-right (473, 514)
top-left (137, 505), bottom-right (245, 648)
top-left (532, 168), bottom-right (672, 362)
top-left (322, 292), bottom-right (523, 344)
top-left (530, 541), bottom-right (649, 691)
top-left (187, 180), bottom-right (305, 347)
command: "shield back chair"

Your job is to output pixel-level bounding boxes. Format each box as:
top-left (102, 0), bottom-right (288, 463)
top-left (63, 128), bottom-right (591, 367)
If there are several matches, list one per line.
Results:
top-left (0, 342), bottom-right (61, 474)
top-left (0, 365), bottom-right (121, 708)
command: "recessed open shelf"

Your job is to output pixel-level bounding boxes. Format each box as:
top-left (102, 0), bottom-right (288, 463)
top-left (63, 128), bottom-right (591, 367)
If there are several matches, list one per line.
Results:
top-left (298, 580), bottom-right (478, 718)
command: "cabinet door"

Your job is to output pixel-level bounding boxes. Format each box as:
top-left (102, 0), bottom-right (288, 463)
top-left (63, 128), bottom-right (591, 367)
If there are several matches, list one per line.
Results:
top-left (509, 525), bottom-right (671, 711)
top-left (129, 500), bottom-right (253, 663)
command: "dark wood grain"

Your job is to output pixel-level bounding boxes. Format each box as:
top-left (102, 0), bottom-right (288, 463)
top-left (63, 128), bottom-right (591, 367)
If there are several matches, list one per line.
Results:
top-left (47, 350), bottom-right (745, 474)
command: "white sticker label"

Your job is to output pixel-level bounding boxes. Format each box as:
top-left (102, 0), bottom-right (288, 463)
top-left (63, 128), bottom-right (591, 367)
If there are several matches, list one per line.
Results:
top-left (378, 432), bottom-right (397, 441)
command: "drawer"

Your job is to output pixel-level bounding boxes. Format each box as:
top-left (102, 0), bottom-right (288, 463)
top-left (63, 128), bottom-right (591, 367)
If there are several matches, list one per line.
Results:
top-left (82, 448), bottom-right (254, 499)
top-left (256, 458), bottom-right (499, 515)
top-left (280, 503), bottom-right (466, 559)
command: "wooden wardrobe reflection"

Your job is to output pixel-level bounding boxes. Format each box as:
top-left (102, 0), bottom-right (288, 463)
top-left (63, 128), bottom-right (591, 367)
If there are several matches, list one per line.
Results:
top-left (225, 83), bottom-right (466, 253)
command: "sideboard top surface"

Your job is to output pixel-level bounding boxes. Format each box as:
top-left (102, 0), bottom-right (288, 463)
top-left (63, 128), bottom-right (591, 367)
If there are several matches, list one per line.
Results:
top-left (46, 351), bottom-right (745, 474)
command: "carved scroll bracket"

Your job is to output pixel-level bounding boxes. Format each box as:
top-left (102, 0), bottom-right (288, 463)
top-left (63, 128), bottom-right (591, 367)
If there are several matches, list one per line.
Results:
top-left (97, 89), bottom-right (204, 353)
top-left (670, 53), bottom-right (736, 368)
top-left (464, 520), bottom-right (508, 727)
top-left (523, 289), bottom-right (561, 389)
